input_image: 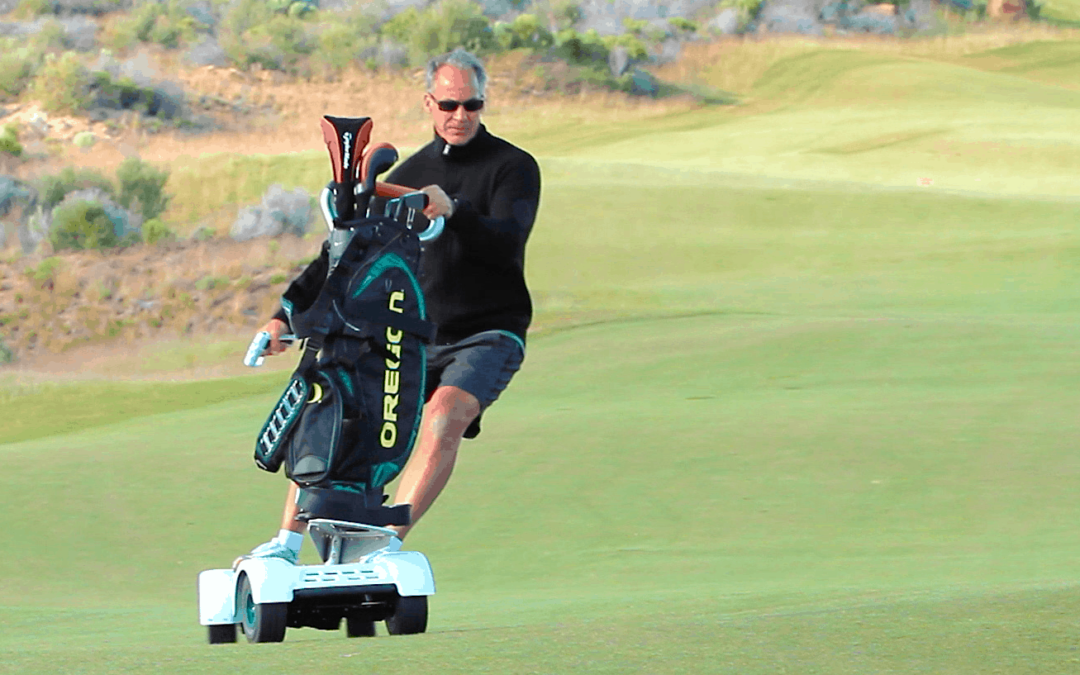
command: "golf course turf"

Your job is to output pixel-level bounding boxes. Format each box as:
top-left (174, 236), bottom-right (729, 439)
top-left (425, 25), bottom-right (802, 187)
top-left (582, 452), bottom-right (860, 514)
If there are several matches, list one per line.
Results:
top-left (2, 36), bottom-right (1079, 673)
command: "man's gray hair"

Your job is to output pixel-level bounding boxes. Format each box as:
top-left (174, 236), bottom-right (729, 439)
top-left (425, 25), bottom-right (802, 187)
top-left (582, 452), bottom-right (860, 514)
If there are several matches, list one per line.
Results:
top-left (426, 48), bottom-right (487, 98)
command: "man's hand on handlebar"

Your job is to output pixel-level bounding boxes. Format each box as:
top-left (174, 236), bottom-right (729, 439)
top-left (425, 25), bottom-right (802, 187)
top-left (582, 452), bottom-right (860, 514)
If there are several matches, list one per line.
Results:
top-left (420, 185), bottom-right (454, 220)
top-left (261, 318), bottom-right (291, 356)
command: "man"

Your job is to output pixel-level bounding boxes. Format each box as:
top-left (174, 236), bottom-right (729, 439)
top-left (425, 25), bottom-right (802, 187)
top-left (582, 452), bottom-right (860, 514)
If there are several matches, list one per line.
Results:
top-left (241, 48), bottom-right (541, 563)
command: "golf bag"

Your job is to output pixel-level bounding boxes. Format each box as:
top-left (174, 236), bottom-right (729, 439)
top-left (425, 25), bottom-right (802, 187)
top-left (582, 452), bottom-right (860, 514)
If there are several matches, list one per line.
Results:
top-left (252, 116), bottom-right (436, 523)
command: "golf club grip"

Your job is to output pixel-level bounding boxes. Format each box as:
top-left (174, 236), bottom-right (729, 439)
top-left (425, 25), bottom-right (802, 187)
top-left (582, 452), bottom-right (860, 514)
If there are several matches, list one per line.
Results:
top-left (375, 182), bottom-right (415, 199)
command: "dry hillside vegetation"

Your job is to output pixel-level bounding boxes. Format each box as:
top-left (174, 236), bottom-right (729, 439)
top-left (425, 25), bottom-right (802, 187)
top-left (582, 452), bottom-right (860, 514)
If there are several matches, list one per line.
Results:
top-left (0, 234), bottom-right (322, 366)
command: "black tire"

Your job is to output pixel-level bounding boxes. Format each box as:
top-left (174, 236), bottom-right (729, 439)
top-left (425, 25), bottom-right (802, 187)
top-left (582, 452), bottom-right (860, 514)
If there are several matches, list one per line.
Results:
top-left (345, 612), bottom-right (377, 638)
top-left (207, 623), bottom-right (237, 644)
top-left (385, 595), bottom-right (427, 635)
top-left (237, 573), bottom-right (288, 643)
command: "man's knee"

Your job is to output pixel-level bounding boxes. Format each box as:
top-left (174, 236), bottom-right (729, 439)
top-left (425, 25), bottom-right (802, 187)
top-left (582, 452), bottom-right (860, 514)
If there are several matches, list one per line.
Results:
top-left (425, 386), bottom-right (480, 440)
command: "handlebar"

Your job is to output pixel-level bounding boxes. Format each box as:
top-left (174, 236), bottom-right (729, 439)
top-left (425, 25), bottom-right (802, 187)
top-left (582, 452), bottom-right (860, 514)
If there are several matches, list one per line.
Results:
top-left (244, 331), bottom-right (297, 367)
top-left (318, 184), bottom-right (445, 242)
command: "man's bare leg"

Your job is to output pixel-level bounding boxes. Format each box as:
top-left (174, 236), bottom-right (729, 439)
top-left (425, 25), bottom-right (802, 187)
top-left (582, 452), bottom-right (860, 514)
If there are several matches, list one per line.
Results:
top-left (391, 385), bottom-right (480, 540)
top-left (281, 481), bottom-right (304, 533)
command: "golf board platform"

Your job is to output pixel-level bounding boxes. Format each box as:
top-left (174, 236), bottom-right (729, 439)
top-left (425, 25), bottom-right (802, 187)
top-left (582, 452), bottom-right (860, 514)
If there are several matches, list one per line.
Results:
top-left (198, 522), bottom-right (434, 643)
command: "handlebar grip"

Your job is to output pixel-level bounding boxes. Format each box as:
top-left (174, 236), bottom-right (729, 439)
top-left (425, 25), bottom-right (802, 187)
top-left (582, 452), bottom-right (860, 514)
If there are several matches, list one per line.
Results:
top-left (244, 331), bottom-right (297, 367)
top-left (375, 182), bottom-right (414, 199)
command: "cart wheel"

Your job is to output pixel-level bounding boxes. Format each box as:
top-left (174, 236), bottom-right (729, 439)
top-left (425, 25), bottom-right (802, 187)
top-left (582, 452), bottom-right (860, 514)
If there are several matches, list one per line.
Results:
top-left (237, 573), bottom-right (288, 643)
top-left (346, 612), bottom-right (377, 638)
top-left (385, 595), bottom-right (427, 635)
top-left (207, 623), bottom-right (237, 644)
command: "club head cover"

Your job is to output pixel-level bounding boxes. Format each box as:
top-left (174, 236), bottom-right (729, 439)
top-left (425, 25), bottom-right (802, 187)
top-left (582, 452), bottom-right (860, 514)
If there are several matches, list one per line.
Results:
top-left (321, 116), bottom-right (373, 222)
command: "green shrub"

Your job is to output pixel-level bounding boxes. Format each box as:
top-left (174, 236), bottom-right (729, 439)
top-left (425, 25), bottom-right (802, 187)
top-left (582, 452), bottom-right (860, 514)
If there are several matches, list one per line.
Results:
top-left (221, 0), bottom-right (274, 36)
top-left (116, 157), bottom-right (170, 219)
top-left (191, 225), bottom-right (214, 241)
top-left (90, 71), bottom-right (158, 112)
top-left (0, 46), bottom-right (37, 100)
top-left (0, 333), bottom-right (13, 364)
top-left (50, 200), bottom-right (120, 251)
top-left (28, 19), bottom-right (69, 52)
top-left (0, 125), bottom-right (22, 158)
top-left (313, 20), bottom-right (377, 74)
top-left (550, 0), bottom-right (584, 30)
top-left (602, 33), bottom-right (649, 61)
top-left (72, 131), bottom-right (95, 149)
top-left (29, 52), bottom-right (90, 114)
top-left (554, 28), bottom-right (609, 65)
top-left (28, 256), bottom-right (61, 284)
top-left (721, 0), bottom-right (766, 22)
top-left (224, 13), bottom-right (316, 72)
top-left (141, 218), bottom-right (176, 245)
top-left (381, 0), bottom-right (495, 64)
top-left (38, 167), bottom-right (114, 212)
top-left (669, 17), bottom-right (699, 33)
top-left (12, 0), bottom-right (53, 19)
top-left (506, 14), bottom-right (554, 49)
top-left (107, 0), bottom-right (204, 50)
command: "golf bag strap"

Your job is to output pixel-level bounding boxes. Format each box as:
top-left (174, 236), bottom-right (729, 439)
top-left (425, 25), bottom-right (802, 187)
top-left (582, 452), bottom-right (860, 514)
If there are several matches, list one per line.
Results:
top-left (296, 335), bottom-right (322, 374)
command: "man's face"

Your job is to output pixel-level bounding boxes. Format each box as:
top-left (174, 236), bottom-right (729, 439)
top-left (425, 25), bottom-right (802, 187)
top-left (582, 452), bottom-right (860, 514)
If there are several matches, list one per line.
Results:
top-left (425, 65), bottom-right (483, 147)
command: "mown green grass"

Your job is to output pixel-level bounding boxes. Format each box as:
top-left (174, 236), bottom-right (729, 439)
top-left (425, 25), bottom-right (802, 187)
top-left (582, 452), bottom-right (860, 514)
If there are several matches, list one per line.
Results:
top-left (1041, 0), bottom-right (1080, 24)
top-left (5, 34), bottom-right (1080, 674)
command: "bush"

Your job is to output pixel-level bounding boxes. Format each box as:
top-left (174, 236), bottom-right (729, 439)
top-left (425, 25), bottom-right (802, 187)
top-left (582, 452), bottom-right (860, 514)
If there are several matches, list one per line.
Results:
top-left (722, 0), bottom-right (766, 22)
top-left (28, 51), bottom-right (90, 114)
top-left (142, 217), bottom-right (175, 245)
top-left (0, 125), bottom-right (22, 157)
top-left (554, 28), bottom-right (608, 65)
top-left (602, 33), bottom-right (648, 61)
top-left (105, 0), bottom-right (205, 51)
top-left (116, 157), bottom-right (170, 220)
top-left (0, 46), bottom-right (38, 99)
top-left (38, 166), bottom-right (114, 212)
top-left (550, 0), bottom-right (583, 30)
top-left (669, 17), bottom-right (699, 33)
top-left (223, 12), bottom-right (316, 72)
top-left (0, 333), bottom-right (13, 364)
top-left (12, 0), bottom-right (54, 19)
top-left (381, 0), bottom-right (495, 65)
top-left (313, 20), bottom-right (377, 74)
top-left (28, 19), bottom-right (71, 52)
top-left (50, 199), bottom-right (119, 250)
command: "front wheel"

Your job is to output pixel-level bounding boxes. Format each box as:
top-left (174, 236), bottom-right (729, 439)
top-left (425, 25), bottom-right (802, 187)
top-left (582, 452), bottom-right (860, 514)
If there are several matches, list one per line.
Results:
top-left (385, 595), bottom-right (427, 635)
top-left (237, 573), bottom-right (288, 643)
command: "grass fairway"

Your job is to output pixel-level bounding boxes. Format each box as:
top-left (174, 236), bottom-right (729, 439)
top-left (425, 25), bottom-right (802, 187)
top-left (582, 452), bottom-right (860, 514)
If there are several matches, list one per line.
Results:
top-left (4, 35), bottom-right (1080, 673)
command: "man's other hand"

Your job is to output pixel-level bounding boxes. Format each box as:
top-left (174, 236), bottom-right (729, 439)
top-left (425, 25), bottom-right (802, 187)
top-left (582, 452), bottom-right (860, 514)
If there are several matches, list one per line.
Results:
top-left (420, 185), bottom-right (454, 220)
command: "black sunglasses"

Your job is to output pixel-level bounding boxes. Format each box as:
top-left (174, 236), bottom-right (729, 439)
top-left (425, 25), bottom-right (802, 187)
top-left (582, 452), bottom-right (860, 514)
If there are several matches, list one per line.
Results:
top-left (434, 98), bottom-right (484, 113)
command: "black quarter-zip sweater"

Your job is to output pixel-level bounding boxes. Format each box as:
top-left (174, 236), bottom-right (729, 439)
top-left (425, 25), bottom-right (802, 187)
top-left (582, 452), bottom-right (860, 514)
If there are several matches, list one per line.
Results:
top-left (273, 124), bottom-right (540, 345)
top-left (387, 124), bottom-right (540, 344)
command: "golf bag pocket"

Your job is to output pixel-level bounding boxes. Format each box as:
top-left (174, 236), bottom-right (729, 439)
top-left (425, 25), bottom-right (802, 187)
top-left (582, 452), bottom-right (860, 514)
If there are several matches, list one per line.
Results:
top-left (284, 370), bottom-right (345, 487)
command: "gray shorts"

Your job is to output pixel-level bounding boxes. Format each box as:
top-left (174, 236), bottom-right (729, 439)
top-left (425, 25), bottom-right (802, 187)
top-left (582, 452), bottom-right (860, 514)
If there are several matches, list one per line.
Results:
top-left (425, 330), bottom-right (525, 439)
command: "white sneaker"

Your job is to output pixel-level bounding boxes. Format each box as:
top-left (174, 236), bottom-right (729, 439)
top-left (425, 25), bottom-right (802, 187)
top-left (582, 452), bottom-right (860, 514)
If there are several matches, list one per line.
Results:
top-left (232, 539), bottom-right (298, 569)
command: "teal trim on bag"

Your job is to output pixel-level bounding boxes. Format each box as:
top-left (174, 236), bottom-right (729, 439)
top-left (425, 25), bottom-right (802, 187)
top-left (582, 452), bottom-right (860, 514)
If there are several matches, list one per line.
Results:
top-left (492, 329), bottom-right (526, 355)
top-left (335, 366), bottom-right (354, 399)
top-left (281, 297), bottom-right (294, 322)
top-left (351, 252), bottom-right (427, 319)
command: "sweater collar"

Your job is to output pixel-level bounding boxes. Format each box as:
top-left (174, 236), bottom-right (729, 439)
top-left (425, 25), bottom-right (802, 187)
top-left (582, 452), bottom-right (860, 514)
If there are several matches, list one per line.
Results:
top-left (433, 124), bottom-right (490, 160)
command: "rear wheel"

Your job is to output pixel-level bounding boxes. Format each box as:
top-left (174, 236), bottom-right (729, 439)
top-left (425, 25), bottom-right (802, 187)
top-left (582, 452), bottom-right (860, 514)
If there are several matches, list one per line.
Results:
top-left (385, 595), bottom-right (427, 635)
top-left (207, 623), bottom-right (236, 644)
top-left (237, 573), bottom-right (288, 643)
top-left (345, 612), bottom-right (377, 638)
